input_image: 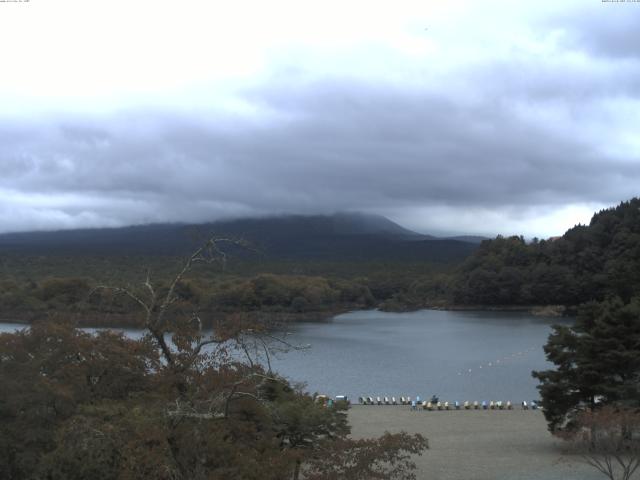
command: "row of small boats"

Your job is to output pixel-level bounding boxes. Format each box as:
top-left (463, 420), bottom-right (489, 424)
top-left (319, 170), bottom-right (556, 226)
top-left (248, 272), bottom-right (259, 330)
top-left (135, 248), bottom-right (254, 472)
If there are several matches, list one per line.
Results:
top-left (358, 396), bottom-right (541, 410)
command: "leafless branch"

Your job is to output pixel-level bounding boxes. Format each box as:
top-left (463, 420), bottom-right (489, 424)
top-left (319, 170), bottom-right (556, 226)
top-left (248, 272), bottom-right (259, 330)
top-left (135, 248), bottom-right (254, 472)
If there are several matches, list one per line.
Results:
top-left (567, 406), bottom-right (640, 480)
top-left (91, 236), bottom-right (248, 367)
top-left (258, 332), bottom-right (311, 352)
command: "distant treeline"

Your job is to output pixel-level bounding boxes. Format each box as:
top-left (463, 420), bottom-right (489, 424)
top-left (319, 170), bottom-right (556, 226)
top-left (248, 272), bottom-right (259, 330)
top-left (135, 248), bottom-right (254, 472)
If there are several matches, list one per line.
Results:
top-left (2, 198), bottom-right (639, 324)
top-left (452, 198), bottom-right (640, 307)
top-left (0, 248), bottom-right (460, 325)
top-left (0, 274), bottom-right (367, 326)
top-left (0, 267), bottom-right (452, 326)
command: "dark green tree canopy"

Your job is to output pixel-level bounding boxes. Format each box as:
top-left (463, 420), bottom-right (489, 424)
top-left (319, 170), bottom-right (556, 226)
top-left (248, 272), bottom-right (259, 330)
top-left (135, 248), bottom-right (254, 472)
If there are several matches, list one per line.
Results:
top-left (533, 296), bottom-right (640, 432)
top-left (454, 198), bottom-right (640, 306)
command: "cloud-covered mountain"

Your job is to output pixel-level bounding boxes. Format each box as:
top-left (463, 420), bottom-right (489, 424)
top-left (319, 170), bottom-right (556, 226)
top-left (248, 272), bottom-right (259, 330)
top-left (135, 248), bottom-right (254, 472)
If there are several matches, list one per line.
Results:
top-left (1, 1), bottom-right (638, 238)
top-left (0, 212), bottom-right (476, 262)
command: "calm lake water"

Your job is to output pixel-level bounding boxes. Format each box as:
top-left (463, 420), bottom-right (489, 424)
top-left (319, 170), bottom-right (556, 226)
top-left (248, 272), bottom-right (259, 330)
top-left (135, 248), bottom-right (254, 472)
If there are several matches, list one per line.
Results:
top-left (270, 309), bottom-right (569, 402)
top-left (0, 309), bottom-right (569, 403)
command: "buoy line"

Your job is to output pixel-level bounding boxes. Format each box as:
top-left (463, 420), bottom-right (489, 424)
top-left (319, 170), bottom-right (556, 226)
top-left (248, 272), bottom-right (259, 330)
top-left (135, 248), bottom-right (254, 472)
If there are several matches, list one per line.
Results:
top-left (454, 346), bottom-right (538, 377)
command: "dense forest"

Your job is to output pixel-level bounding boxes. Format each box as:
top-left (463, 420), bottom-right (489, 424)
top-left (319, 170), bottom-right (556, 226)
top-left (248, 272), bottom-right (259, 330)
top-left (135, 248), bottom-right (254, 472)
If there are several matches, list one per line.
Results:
top-left (0, 213), bottom-right (473, 325)
top-left (0, 265), bottom-right (465, 327)
top-left (1, 199), bottom-right (639, 325)
top-left (0, 270), bottom-right (377, 327)
top-left (0, 257), bottom-right (452, 326)
top-left (452, 198), bottom-right (640, 308)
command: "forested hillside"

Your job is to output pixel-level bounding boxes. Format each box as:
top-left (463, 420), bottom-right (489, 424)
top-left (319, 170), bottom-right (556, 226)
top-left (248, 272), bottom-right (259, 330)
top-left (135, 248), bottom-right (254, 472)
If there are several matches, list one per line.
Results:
top-left (0, 212), bottom-right (476, 324)
top-left (0, 212), bottom-right (476, 262)
top-left (453, 198), bottom-right (640, 306)
top-left (4, 200), bottom-right (639, 321)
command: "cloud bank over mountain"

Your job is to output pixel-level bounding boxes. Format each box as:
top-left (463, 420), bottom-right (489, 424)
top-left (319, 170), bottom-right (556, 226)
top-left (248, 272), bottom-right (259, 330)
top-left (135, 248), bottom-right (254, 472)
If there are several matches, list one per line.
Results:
top-left (1, 0), bottom-right (638, 237)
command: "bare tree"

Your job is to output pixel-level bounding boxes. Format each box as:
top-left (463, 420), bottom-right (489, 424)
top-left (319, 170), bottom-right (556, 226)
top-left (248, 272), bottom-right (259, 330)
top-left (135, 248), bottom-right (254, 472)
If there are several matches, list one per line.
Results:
top-left (93, 238), bottom-right (239, 365)
top-left (93, 237), bottom-right (305, 418)
top-left (561, 406), bottom-right (640, 480)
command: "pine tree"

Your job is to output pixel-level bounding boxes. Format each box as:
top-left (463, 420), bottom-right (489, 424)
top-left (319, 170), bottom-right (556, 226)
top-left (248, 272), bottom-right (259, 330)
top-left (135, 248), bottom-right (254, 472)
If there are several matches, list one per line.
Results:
top-left (533, 296), bottom-right (640, 432)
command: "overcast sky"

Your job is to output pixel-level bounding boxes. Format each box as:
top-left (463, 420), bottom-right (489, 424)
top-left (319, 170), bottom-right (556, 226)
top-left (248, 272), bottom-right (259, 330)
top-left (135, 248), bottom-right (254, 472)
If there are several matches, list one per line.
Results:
top-left (1, 0), bottom-right (638, 237)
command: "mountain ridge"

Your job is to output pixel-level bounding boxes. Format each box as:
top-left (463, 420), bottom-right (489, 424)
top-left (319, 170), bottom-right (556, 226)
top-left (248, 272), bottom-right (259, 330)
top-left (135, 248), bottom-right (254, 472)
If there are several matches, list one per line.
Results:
top-left (0, 212), bottom-right (478, 262)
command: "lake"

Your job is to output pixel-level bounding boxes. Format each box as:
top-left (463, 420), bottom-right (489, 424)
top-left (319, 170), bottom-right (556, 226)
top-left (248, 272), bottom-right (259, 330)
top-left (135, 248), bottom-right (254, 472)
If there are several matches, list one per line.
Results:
top-left (0, 309), bottom-right (568, 403)
top-left (270, 309), bottom-right (568, 402)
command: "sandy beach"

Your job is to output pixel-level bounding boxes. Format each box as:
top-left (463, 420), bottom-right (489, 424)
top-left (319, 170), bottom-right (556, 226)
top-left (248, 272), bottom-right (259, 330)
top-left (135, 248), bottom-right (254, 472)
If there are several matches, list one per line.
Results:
top-left (348, 405), bottom-right (603, 480)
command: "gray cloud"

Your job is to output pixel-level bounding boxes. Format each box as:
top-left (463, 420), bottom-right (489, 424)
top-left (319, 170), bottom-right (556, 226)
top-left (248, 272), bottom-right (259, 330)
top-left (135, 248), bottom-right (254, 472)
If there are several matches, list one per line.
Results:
top-left (1, 80), bottom-right (638, 235)
top-left (1, 5), bottom-right (639, 237)
top-left (546, 4), bottom-right (640, 60)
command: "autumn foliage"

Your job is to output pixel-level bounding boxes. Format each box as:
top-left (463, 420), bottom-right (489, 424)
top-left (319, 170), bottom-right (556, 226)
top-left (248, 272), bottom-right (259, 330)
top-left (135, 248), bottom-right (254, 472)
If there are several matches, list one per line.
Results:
top-left (0, 240), bottom-right (427, 479)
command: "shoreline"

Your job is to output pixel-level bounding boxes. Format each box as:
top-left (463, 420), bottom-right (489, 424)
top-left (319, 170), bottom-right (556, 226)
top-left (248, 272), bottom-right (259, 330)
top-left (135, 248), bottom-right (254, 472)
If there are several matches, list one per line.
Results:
top-left (381, 303), bottom-right (571, 317)
top-left (0, 304), bottom-right (571, 329)
top-left (426, 304), bottom-right (569, 317)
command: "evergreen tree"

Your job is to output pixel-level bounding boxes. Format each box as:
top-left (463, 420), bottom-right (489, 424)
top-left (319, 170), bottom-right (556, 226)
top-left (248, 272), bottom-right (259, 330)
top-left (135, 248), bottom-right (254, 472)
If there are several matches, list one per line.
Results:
top-left (454, 197), bottom-right (640, 306)
top-left (533, 297), bottom-right (640, 432)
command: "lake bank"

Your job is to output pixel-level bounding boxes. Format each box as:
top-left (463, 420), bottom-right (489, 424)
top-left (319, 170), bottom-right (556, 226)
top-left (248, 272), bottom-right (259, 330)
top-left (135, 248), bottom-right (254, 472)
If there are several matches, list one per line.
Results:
top-left (348, 406), bottom-right (600, 480)
top-left (381, 302), bottom-right (571, 317)
top-left (427, 304), bottom-right (570, 317)
top-left (0, 307), bottom-right (350, 329)
top-left (0, 302), bottom-right (571, 330)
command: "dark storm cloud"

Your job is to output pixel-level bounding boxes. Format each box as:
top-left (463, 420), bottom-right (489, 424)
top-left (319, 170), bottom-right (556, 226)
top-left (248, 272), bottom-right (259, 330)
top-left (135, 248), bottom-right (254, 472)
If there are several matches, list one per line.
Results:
top-left (2, 2), bottom-right (640, 236)
top-left (247, 76), bottom-right (639, 204)
top-left (1, 65), bottom-right (639, 236)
